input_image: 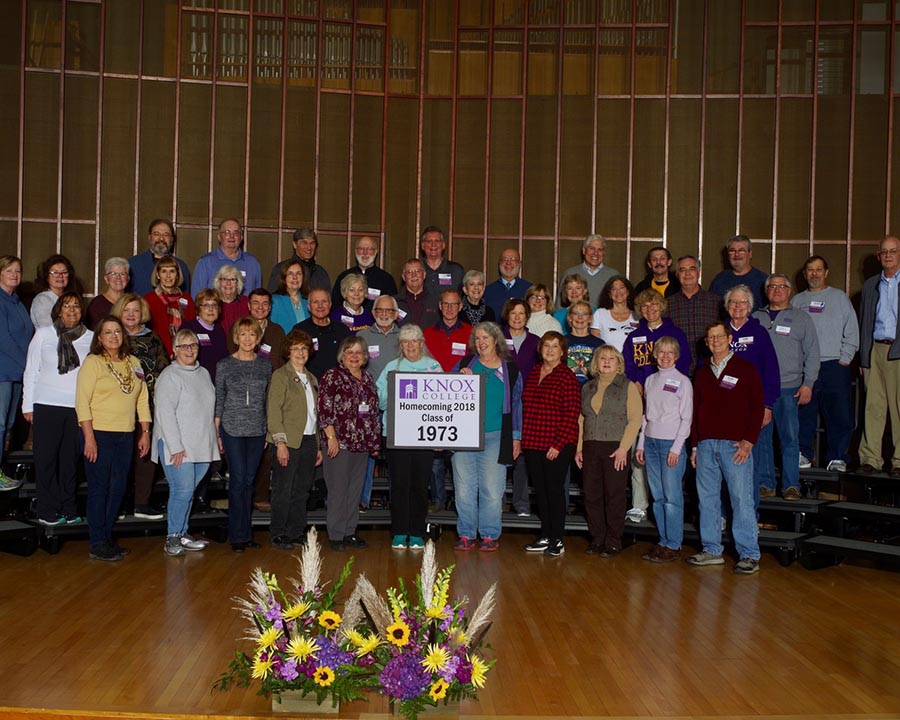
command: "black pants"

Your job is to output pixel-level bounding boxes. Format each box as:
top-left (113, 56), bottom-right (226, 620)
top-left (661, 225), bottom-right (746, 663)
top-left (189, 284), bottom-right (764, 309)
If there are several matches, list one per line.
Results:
top-left (525, 445), bottom-right (575, 543)
top-left (269, 435), bottom-right (317, 539)
top-left (33, 404), bottom-right (81, 520)
top-left (387, 448), bottom-right (433, 537)
top-left (582, 440), bottom-right (628, 550)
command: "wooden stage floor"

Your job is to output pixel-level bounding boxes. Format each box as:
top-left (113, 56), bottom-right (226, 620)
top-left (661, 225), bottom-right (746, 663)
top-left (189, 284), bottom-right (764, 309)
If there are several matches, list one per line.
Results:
top-left (0, 527), bottom-right (898, 720)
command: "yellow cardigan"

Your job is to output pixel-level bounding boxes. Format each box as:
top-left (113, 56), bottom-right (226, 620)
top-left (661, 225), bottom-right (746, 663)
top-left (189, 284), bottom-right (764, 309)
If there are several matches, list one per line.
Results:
top-left (75, 354), bottom-right (151, 432)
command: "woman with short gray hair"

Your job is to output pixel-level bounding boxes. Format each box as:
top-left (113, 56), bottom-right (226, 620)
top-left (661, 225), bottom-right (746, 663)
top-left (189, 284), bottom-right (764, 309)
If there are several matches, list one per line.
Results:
top-left (214, 264), bottom-right (249, 335)
top-left (461, 269), bottom-right (495, 325)
top-left (86, 257), bottom-right (130, 330)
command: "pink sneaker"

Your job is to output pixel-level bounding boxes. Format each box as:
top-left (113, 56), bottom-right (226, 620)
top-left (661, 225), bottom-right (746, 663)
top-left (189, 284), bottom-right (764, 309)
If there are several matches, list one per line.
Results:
top-left (454, 536), bottom-right (476, 551)
top-left (479, 537), bottom-right (499, 552)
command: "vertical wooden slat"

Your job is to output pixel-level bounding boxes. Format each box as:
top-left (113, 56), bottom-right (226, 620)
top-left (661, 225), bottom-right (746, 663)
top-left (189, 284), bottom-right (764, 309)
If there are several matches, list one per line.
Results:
top-left (132, 0), bottom-right (144, 258)
top-left (770, 0), bottom-right (783, 272)
top-left (845, 0), bottom-right (859, 292)
top-left (56, 0), bottom-right (67, 250)
top-left (697, 0), bottom-right (709, 273)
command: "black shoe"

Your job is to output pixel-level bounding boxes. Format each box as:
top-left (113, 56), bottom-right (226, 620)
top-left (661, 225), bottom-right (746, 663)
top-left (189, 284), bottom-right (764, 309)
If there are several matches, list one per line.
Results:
top-left (288, 537), bottom-right (308, 549)
top-left (343, 534), bottom-right (367, 548)
top-left (544, 540), bottom-right (565, 557)
top-left (330, 541), bottom-right (345, 551)
top-left (193, 498), bottom-right (210, 513)
top-left (599, 547), bottom-right (620, 558)
top-left (232, 542), bottom-right (245, 553)
top-left (858, 463), bottom-right (878, 475)
top-left (112, 543), bottom-right (130, 556)
top-left (134, 504), bottom-right (165, 520)
top-left (90, 542), bottom-right (123, 562)
top-left (524, 537), bottom-right (550, 552)
top-left (245, 540), bottom-right (261, 549)
top-left (585, 542), bottom-right (604, 555)
top-left (272, 536), bottom-right (294, 549)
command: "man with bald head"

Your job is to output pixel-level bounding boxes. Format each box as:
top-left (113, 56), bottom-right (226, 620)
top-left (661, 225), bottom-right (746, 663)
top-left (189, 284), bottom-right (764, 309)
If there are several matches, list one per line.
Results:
top-left (484, 247), bottom-right (533, 318)
top-left (331, 235), bottom-right (397, 309)
top-left (192, 218), bottom-right (262, 297)
top-left (557, 234), bottom-right (619, 308)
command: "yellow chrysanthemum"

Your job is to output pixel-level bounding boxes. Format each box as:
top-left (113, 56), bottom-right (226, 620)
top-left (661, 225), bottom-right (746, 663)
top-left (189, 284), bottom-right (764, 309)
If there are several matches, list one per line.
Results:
top-left (386, 619), bottom-right (410, 647)
top-left (282, 601), bottom-right (311, 621)
top-left (313, 666), bottom-right (335, 687)
top-left (469, 654), bottom-right (488, 689)
top-left (429, 679), bottom-right (449, 701)
top-left (345, 629), bottom-right (381, 656)
top-left (345, 628), bottom-right (365, 646)
top-left (318, 610), bottom-right (342, 631)
top-left (425, 604), bottom-right (447, 621)
top-left (453, 629), bottom-right (467, 646)
top-left (287, 635), bottom-right (318, 662)
top-left (251, 652), bottom-right (274, 679)
top-left (256, 625), bottom-right (283, 654)
top-left (421, 643), bottom-right (450, 673)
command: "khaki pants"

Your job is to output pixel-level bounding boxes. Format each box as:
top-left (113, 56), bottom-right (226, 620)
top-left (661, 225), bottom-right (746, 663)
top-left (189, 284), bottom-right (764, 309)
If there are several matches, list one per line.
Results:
top-left (860, 342), bottom-right (900, 469)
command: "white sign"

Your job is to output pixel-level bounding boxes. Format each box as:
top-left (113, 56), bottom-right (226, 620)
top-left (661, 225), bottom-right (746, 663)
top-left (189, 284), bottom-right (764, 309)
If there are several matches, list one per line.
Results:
top-left (387, 372), bottom-right (485, 450)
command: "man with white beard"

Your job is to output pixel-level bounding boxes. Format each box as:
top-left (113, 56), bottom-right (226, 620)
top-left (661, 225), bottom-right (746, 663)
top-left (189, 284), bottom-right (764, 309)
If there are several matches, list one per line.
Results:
top-left (331, 235), bottom-right (398, 309)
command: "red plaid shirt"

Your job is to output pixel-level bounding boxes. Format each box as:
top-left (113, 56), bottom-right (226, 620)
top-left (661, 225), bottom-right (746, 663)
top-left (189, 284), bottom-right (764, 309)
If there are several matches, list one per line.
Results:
top-left (521, 363), bottom-right (582, 451)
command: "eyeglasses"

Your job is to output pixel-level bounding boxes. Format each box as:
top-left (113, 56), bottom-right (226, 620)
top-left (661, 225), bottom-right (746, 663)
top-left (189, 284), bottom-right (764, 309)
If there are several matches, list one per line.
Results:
top-left (220, 230), bottom-right (243, 238)
top-left (707, 334), bottom-right (729, 341)
top-left (441, 301), bottom-right (461, 307)
top-left (61, 303), bottom-right (80, 310)
top-left (199, 302), bottom-right (220, 309)
top-left (373, 307), bottom-right (397, 313)
top-left (767, 284), bottom-right (790, 291)
top-left (219, 277), bottom-right (237, 283)
top-left (570, 311), bottom-right (591, 317)
top-left (106, 272), bottom-right (128, 279)
top-left (49, 270), bottom-right (69, 277)
top-left (151, 231), bottom-right (173, 239)
top-left (880, 248), bottom-right (900, 256)
top-left (530, 295), bottom-right (547, 301)
top-left (175, 343), bottom-right (199, 351)
top-left (404, 269), bottom-right (424, 276)
top-left (102, 329), bottom-right (123, 336)
top-left (727, 299), bottom-right (750, 305)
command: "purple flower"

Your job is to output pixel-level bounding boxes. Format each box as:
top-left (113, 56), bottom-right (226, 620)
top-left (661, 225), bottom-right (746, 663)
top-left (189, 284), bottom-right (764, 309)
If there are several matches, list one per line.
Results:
top-left (455, 655), bottom-right (472, 685)
top-left (316, 636), bottom-right (353, 670)
top-left (279, 660), bottom-right (299, 682)
top-left (379, 652), bottom-right (430, 700)
top-left (440, 655), bottom-right (460, 683)
top-left (264, 601), bottom-right (283, 622)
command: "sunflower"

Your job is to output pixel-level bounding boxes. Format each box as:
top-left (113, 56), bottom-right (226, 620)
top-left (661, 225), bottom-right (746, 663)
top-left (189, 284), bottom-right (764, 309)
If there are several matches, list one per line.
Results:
top-left (429, 679), bottom-right (449, 701)
top-left (421, 643), bottom-right (450, 673)
top-left (469, 654), bottom-right (488, 689)
top-left (318, 610), bottom-right (342, 631)
top-left (282, 601), bottom-right (311, 621)
top-left (313, 666), bottom-right (335, 687)
top-left (256, 625), bottom-right (283, 654)
top-left (287, 635), bottom-right (318, 662)
top-left (251, 652), bottom-right (274, 679)
top-left (386, 619), bottom-right (411, 647)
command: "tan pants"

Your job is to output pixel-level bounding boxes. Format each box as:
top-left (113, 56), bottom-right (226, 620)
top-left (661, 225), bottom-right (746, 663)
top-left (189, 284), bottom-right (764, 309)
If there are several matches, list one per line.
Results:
top-left (860, 342), bottom-right (900, 469)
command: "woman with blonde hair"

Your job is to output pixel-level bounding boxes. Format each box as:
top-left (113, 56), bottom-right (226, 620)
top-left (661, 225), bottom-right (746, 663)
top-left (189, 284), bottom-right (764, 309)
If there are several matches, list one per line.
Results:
top-left (144, 254), bottom-right (195, 357)
top-left (524, 283), bottom-right (562, 337)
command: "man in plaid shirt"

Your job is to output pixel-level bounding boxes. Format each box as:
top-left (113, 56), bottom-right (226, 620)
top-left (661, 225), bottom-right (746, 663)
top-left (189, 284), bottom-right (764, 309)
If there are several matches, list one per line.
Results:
top-left (667, 255), bottom-right (723, 376)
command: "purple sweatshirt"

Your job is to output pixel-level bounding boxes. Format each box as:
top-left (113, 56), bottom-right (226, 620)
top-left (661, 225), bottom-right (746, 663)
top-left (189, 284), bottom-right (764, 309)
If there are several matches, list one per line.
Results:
top-left (637, 366), bottom-right (693, 455)
top-left (727, 316), bottom-right (780, 408)
top-left (622, 317), bottom-right (692, 386)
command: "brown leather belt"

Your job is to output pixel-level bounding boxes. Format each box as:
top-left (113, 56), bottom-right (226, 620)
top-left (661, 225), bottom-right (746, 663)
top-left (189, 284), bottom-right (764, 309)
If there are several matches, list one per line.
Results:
top-left (875, 339), bottom-right (895, 344)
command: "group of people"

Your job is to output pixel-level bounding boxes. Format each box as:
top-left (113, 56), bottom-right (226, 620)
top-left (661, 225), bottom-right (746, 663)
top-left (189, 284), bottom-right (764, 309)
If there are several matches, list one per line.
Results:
top-left (1, 217), bottom-right (892, 573)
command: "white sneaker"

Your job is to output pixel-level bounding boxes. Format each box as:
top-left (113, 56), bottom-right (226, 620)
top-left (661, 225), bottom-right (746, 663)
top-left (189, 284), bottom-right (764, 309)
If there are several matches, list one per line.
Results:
top-left (799, 453), bottom-right (812, 469)
top-left (625, 508), bottom-right (646, 523)
top-left (826, 459), bottom-right (847, 473)
top-left (180, 533), bottom-right (208, 551)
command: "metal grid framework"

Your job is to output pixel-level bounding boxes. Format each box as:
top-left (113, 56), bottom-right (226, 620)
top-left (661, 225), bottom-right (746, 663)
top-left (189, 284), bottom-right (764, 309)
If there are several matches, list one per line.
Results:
top-left (11, 0), bottom-right (900, 294)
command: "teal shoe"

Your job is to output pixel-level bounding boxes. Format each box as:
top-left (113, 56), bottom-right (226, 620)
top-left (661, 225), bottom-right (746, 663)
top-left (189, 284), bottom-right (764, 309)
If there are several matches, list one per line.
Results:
top-left (408, 536), bottom-right (425, 549)
top-left (391, 535), bottom-right (407, 549)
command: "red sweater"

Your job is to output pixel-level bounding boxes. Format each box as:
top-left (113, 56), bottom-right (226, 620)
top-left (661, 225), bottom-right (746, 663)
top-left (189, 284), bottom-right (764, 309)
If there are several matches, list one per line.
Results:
top-left (691, 353), bottom-right (764, 446)
top-left (423, 320), bottom-right (473, 372)
top-left (521, 363), bottom-right (581, 451)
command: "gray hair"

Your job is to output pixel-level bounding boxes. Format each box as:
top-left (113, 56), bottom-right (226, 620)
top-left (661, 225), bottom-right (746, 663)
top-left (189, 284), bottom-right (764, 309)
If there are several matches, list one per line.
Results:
top-left (339, 272), bottom-right (368, 298)
top-left (373, 294), bottom-right (399, 311)
top-left (293, 227), bottom-right (317, 243)
top-left (105, 257), bottom-right (130, 275)
top-left (173, 328), bottom-right (199, 349)
top-left (653, 335), bottom-right (681, 360)
top-left (583, 234), bottom-right (605, 251)
top-left (213, 264), bottom-right (244, 295)
top-left (468, 321), bottom-right (509, 360)
top-left (766, 272), bottom-right (791, 289)
top-left (676, 254), bottom-right (701, 269)
top-left (727, 234), bottom-right (751, 250)
top-left (463, 269), bottom-right (486, 287)
top-left (724, 284), bottom-right (754, 311)
top-left (398, 323), bottom-right (425, 343)
top-left (337, 335), bottom-right (368, 366)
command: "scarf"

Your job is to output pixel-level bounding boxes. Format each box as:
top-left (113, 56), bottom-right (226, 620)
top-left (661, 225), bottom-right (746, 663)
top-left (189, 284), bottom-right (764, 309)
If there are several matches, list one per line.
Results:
top-left (158, 288), bottom-right (186, 338)
top-left (54, 318), bottom-right (86, 375)
top-left (461, 296), bottom-right (488, 326)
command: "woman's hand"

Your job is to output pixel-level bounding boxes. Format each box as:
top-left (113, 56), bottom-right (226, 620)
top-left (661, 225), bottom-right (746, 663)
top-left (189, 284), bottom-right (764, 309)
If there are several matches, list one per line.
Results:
top-left (635, 449), bottom-right (645, 465)
top-left (666, 450), bottom-right (679, 467)
top-left (170, 450), bottom-right (186, 467)
top-left (326, 435), bottom-right (340, 458)
top-left (83, 437), bottom-right (98, 463)
top-left (276, 443), bottom-right (290, 467)
top-left (22, 412), bottom-right (32, 423)
top-left (690, 449), bottom-right (697, 468)
top-left (217, 435), bottom-right (224, 454)
top-left (137, 433), bottom-right (150, 458)
top-left (459, 368), bottom-right (473, 375)
top-left (609, 446), bottom-right (629, 471)
top-left (575, 450), bottom-right (583, 469)
top-left (512, 439), bottom-right (521, 461)
top-left (546, 446), bottom-right (560, 461)
top-left (315, 449), bottom-right (323, 467)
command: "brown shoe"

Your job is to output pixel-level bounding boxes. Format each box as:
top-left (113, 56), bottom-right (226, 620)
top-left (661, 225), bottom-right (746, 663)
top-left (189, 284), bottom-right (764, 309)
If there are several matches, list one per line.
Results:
top-left (759, 486), bottom-right (776, 498)
top-left (585, 543), bottom-right (604, 555)
top-left (652, 546), bottom-right (680, 563)
top-left (641, 544), bottom-right (663, 561)
top-left (253, 501), bottom-right (271, 512)
top-left (783, 487), bottom-right (801, 501)
top-left (858, 463), bottom-right (878, 475)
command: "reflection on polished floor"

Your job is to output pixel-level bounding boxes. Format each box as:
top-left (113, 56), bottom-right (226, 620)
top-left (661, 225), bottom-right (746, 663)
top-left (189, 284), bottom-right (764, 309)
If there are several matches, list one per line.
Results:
top-left (0, 528), bottom-right (898, 719)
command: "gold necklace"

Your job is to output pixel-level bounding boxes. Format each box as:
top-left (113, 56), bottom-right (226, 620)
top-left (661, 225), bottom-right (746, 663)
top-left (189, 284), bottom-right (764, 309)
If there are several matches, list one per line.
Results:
top-left (103, 353), bottom-right (136, 394)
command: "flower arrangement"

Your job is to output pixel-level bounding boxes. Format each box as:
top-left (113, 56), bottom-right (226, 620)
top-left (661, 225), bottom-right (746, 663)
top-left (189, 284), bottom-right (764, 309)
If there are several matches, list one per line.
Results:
top-left (342, 540), bottom-right (497, 720)
top-left (213, 527), bottom-right (369, 708)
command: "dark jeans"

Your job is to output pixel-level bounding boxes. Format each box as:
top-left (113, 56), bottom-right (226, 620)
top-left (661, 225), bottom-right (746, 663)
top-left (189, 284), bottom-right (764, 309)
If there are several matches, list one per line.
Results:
top-left (430, 451), bottom-right (449, 507)
top-left (582, 440), bottom-right (628, 550)
top-left (798, 360), bottom-right (853, 464)
top-left (33, 404), bottom-right (82, 520)
top-left (221, 430), bottom-right (266, 544)
top-left (269, 435), bottom-right (317, 539)
top-left (387, 448), bottom-right (433, 537)
top-left (85, 430), bottom-right (134, 547)
top-left (525, 445), bottom-right (575, 543)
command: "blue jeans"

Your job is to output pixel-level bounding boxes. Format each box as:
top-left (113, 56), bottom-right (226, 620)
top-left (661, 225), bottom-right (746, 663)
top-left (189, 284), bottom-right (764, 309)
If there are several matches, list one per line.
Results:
top-left (696, 439), bottom-right (760, 560)
top-left (159, 439), bottom-right (209, 536)
top-left (85, 430), bottom-right (134, 547)
top-left (431, 452), bottom-right (449, 507)
top-left (360, 455), bottom-right (376, 507)
top-left (0, 381), bottom-right (21, 467)
top-left (450, 431), bottom-right (505, 540)
top-left (799, 360), bottom-right (853, 464)
top-left (220, 430), bottom-right (266, 544)
top-left (643, 436), bottom-right (686, 550)
top-left (755, 387), bottom-right (800, 502)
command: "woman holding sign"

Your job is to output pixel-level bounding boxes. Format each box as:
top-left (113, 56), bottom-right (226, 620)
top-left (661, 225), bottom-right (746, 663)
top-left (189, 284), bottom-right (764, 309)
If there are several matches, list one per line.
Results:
top-left (376, 324), bottom-right (443, 550)
top-left (451, 321), bottom-right (523, 552)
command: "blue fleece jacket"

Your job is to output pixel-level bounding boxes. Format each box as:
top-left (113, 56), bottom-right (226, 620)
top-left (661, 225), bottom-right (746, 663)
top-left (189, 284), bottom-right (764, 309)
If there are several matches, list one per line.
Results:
top-left (0, 288), bottom-right (33, 381)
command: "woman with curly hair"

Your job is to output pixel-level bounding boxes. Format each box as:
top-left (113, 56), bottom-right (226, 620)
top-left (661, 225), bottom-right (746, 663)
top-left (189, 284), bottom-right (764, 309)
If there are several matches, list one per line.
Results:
top-left (31, 254), bottom-right (79, 328)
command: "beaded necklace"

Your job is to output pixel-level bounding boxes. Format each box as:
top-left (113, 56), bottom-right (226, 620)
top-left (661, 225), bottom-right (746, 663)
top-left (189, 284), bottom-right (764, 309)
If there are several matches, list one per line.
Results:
top-left (103, 352), bottom-right (136, 394)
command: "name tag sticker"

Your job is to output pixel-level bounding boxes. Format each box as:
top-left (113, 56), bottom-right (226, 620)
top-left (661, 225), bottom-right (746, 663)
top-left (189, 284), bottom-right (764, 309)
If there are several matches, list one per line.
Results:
top-left (134, 366), bottom-right (145, 381)
top-left (738, 336), bottom-right (754, 344)
top-left (505, 339), bottom-right (515, 350)
top-left (258, 343), bottom-right (271, 358)
top-left (240, 270), bottom-right (246, 278)
top-left (368, 344), bottom-right (380, 358)
top-left (312, 337), bottom-right (319, 351)
top-left (629, 321), bottom-right (640, 329)
top-left (809, 301), bottom-right (825, 314)
top-left (775, 325), bottom-right (791, 335)
top-left (178, 297), bottom-right (188, 306)
top-left (358, 403), bottom-right (370, 417)
top-left (397, 309), bottom-right (408, 320)
top-left (720, 374), bottom-right (739, 389)
top-left (341, 315), bottom-right (354, 326)
top-left (438, 273), bottom-right (452, 286)
top-left (632, 336), bottom-right (647, 344)
top-left (663, 379), bottom-right (681, 393)
top-left (197, 333), bottom-right (211, 346)
top-left (366, 288), bottom-right (381, 301)
top-left (451, 342), bottom-right (467, 356)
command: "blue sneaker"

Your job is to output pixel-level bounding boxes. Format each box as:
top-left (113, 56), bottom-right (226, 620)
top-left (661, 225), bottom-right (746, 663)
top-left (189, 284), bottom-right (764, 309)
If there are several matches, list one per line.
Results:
top-left (408, 536), bottom-right (425, 549)
top-left (391, 535), bottom-right (407, 549)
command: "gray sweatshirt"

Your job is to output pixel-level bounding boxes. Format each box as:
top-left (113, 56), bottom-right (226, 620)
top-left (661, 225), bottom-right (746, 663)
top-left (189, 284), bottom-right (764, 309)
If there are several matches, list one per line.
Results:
top-left (152, 361), bottom-right (220, 464)
top-left (791, 286), bottom-right (859, 365)
top-left (752, 306), bottom-right (820, 389)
